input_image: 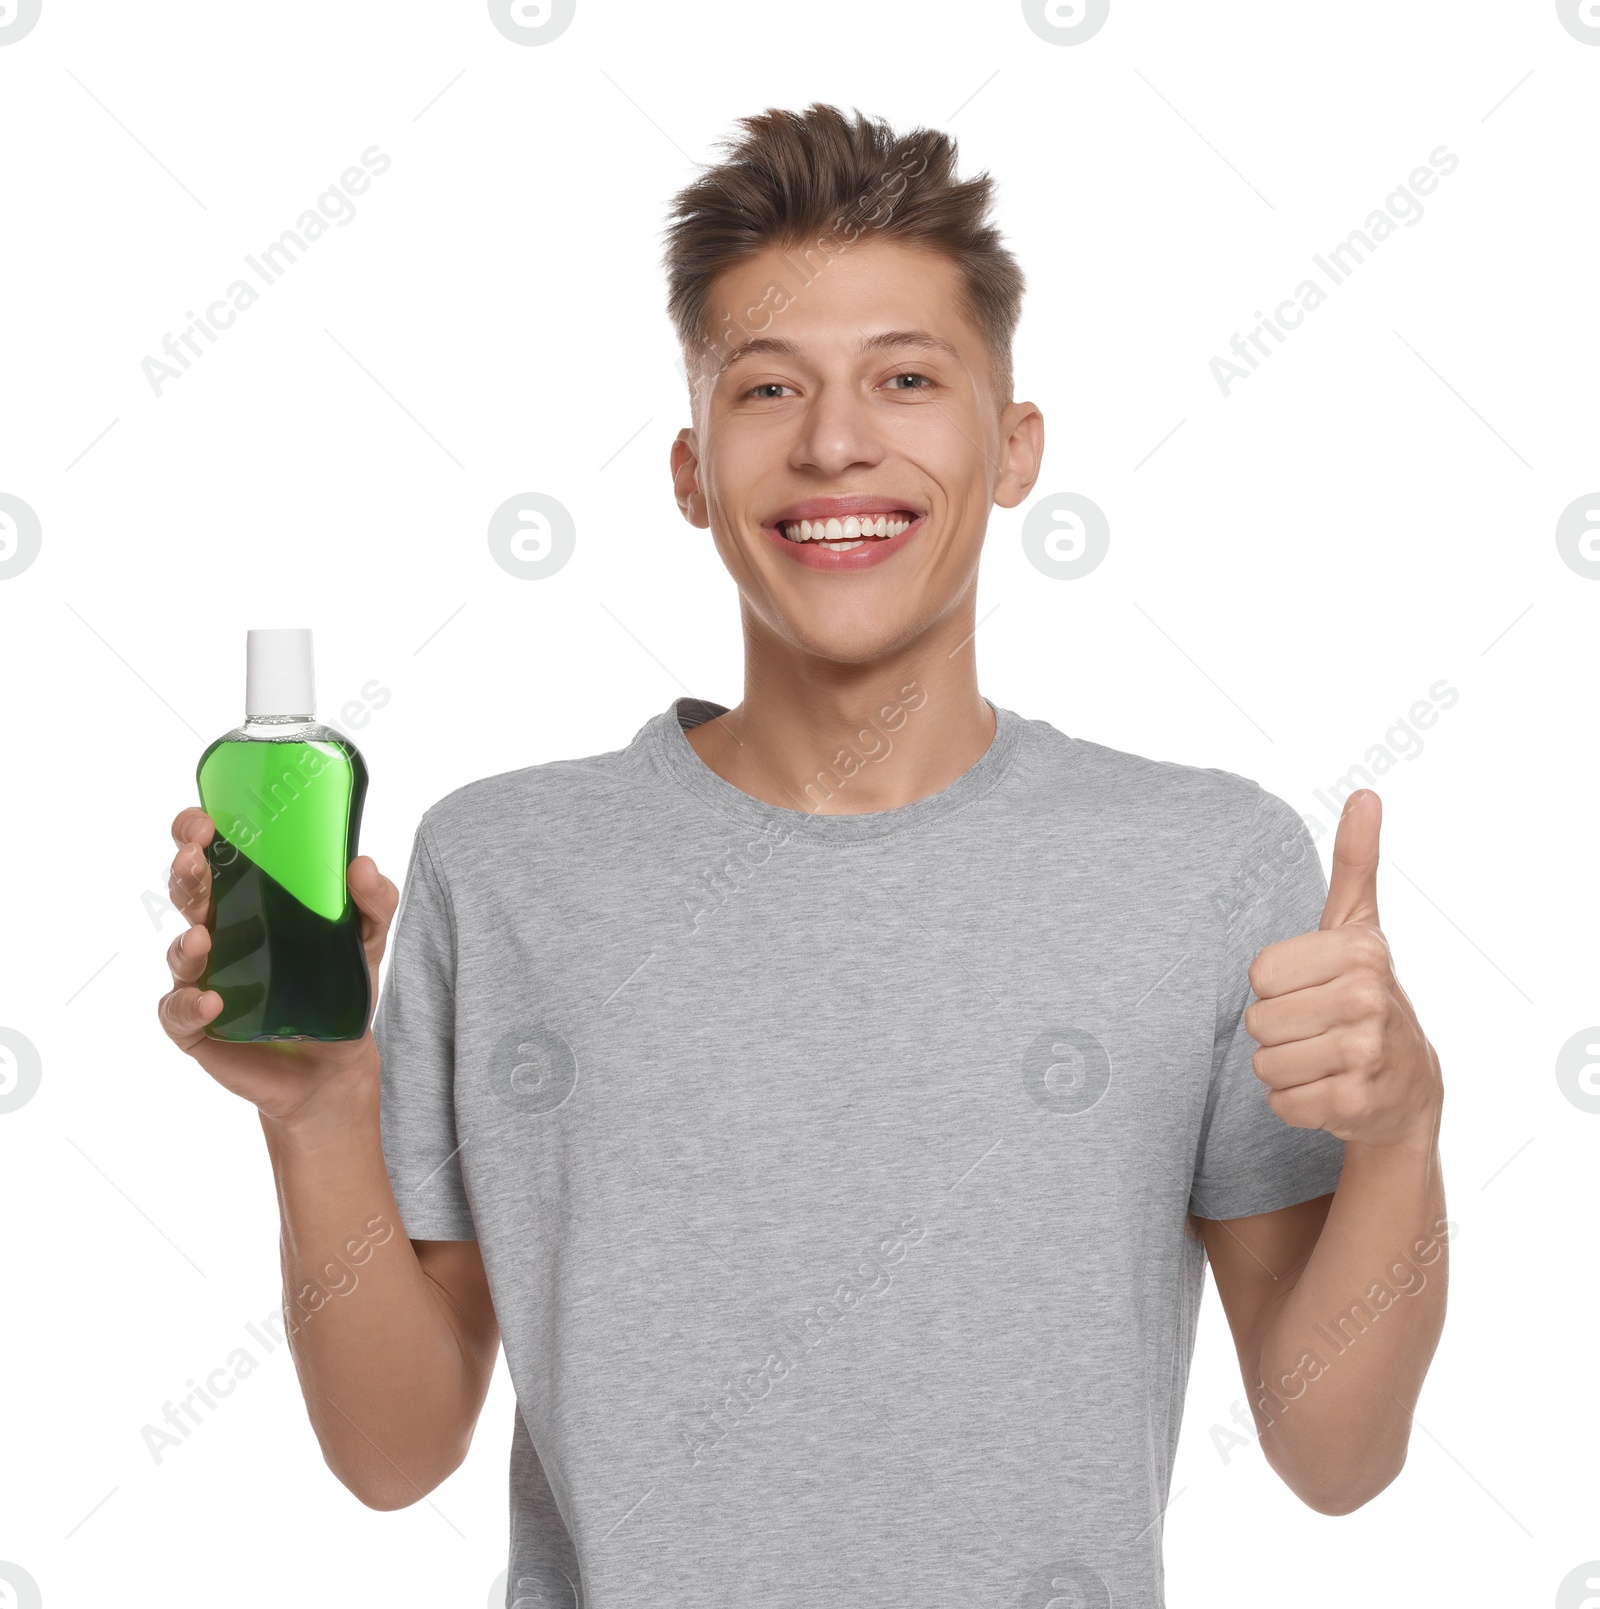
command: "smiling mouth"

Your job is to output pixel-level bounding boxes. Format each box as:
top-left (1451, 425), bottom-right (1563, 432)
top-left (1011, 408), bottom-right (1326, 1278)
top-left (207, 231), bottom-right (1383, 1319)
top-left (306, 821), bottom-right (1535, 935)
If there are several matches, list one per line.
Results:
top-left (777, 512), bottom-right (918, 553)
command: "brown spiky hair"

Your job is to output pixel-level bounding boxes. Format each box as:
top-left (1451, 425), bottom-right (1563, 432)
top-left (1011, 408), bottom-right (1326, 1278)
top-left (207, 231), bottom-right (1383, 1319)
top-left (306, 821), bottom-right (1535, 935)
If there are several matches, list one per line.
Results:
top-left (662, 104), bottom-right (1025, 407)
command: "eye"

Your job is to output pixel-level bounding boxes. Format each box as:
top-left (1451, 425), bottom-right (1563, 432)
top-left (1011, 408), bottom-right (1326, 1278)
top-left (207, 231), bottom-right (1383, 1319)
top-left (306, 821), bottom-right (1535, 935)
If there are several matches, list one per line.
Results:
top-left (746, 382), bottom-right (796, 400)
top-left (883, 372), bottom-right (934, 391)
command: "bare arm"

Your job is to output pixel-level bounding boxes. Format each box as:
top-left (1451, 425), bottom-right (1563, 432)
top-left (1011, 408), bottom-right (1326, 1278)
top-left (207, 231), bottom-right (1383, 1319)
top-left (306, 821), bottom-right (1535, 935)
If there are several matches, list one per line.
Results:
top-left (160, 806), bottom-right (498, 1509)
top-left (1198, 1123), bottom-right (1448, 1512)
top-left (259, 1097), bottom-right (500, 1508)
top-left (1198, 788), bottom-right (1448, 1514)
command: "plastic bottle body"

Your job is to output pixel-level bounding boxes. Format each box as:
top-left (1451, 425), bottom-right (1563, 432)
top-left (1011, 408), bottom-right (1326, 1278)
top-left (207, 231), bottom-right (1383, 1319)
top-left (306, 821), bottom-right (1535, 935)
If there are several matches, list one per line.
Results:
top-left (195, 717), bottom-right (370, 1042)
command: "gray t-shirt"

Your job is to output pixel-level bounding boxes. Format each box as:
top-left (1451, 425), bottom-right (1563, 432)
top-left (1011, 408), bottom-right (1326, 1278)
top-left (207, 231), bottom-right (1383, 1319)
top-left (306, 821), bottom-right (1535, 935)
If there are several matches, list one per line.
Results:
top-left (374, 694), bottom-right (1345, 1609)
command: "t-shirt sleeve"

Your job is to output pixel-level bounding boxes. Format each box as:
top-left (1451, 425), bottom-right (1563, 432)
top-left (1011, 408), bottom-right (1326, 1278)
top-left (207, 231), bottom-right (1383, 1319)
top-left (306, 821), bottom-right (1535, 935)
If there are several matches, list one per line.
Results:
top-left (373, 819), bottom-right (477, 1241)
top-left (1189, 787), bottom-right (1347, 1221)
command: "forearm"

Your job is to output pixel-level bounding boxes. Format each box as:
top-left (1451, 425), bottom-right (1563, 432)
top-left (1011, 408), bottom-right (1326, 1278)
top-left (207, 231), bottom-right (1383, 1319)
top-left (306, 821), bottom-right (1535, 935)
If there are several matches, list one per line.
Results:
top-left (259, 1065), bottom-right (483, 1507)
top-left (1252, 1115), bottom-right (1449, 1512)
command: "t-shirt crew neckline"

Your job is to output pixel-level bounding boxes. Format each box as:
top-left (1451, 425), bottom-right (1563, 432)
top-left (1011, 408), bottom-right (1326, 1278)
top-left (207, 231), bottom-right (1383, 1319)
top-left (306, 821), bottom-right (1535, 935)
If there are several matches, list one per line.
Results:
top-left (650, 694), bottom-right (1024, 845)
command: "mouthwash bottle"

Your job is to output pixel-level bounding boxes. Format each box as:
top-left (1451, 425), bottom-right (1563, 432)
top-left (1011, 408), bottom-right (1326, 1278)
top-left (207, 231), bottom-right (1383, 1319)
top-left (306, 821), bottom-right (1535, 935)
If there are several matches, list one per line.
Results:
top-left (196, 629), bottom-right (371, 1042)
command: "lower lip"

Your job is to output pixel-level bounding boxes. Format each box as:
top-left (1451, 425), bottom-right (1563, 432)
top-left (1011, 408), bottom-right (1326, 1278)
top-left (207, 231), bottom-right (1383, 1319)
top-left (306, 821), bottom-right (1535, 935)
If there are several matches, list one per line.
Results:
top-left (763, 515), bottom-right (925, 571)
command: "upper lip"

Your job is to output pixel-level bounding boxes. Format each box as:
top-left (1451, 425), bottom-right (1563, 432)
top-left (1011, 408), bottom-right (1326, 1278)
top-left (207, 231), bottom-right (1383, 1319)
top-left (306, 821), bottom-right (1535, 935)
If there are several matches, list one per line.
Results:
top-left (767, 495), bottom-right (925, 526)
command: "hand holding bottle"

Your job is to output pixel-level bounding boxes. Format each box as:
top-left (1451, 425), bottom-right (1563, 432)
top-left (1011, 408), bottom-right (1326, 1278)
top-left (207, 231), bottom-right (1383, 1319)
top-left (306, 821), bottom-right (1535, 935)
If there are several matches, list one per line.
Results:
top-left (160, 628), bottom-right (393, 1129)
top-left (158, 806), bottom-right (398, 1129)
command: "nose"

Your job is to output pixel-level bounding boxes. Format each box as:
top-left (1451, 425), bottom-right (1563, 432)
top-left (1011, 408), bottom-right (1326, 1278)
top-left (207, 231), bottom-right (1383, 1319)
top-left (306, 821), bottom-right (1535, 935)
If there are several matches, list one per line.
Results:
top-left (789, 379), bottom-right (887, 479)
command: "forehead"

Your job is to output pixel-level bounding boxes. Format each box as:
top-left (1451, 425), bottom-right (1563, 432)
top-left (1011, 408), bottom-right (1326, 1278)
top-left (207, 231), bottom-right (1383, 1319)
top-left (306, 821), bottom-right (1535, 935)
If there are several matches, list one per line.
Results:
top-left (702, 237), bottom-right (980, 363)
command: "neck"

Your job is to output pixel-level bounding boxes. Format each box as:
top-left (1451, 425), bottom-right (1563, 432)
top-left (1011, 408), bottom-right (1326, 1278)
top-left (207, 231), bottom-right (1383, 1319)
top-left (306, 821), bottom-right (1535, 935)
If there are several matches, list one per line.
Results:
top-left (684, 603), bottom-right (995, 816)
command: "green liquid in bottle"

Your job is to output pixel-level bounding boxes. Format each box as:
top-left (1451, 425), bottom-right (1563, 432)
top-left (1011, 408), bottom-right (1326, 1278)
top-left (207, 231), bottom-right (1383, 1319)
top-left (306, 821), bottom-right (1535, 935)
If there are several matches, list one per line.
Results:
top-left (196, 730), bottom-right (370, 1041)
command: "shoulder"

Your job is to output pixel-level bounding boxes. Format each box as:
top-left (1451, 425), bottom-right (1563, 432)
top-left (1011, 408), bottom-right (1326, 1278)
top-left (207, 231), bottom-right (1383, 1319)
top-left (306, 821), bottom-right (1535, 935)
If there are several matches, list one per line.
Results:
top-left (414, 721), bottom-right (661, 867)
top-left (1006, 710), bottom-right (1306, 867)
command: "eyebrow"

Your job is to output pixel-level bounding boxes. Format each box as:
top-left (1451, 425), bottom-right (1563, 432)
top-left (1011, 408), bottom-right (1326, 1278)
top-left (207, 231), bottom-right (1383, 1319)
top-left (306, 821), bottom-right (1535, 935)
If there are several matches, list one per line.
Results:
top-left (716, 328), bottom-right (961, 372)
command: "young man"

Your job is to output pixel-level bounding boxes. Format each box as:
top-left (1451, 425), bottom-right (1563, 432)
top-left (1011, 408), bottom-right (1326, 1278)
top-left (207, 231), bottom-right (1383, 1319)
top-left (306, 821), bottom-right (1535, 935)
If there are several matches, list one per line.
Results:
top-left (160, 105), bottom-right (1447, 1607)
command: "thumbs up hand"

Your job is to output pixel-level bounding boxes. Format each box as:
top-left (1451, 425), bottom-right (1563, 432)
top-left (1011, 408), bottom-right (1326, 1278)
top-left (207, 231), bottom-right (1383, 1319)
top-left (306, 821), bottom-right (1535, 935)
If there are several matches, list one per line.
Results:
top-left (1244, 791), bottom-right (1442, 1149)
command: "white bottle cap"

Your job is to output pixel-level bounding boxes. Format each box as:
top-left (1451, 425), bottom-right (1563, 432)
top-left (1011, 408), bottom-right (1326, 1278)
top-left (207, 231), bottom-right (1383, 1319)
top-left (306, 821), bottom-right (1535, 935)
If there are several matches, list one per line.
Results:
top-left (245, 628), bottom-right (316, 718)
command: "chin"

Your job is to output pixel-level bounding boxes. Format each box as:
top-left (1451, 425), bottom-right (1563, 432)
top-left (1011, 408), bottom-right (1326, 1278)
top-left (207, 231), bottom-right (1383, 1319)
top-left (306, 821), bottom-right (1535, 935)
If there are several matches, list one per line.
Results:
top-left (771, 609), bottom-right (928, 669)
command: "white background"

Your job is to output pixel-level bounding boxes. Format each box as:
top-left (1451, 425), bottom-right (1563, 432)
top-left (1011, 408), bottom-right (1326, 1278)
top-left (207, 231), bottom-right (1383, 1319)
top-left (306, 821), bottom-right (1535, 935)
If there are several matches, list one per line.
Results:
top-left (1, 1), bottom-right (1595, 1605)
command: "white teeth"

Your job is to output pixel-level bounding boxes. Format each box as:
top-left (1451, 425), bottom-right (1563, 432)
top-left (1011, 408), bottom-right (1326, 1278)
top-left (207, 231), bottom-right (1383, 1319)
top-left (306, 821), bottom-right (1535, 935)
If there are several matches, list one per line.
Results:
top-left (779, 514), bottom-right (915, 542)
top-left (826, 539), bottom-right (866, 552)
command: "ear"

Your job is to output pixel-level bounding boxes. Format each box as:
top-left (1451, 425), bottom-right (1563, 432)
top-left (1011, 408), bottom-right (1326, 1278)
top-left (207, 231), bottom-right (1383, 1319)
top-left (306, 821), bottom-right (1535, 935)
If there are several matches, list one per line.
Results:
top-left (991, 400), bottom-right (1045, 510)
top-left (670, 428), bottom-right (709, 529)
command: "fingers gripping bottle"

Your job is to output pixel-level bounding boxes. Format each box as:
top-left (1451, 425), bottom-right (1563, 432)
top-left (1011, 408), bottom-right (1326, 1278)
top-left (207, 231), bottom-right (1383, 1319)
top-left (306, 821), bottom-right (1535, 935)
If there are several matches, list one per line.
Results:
top-left (196, 629), bottom-right (371, 1041)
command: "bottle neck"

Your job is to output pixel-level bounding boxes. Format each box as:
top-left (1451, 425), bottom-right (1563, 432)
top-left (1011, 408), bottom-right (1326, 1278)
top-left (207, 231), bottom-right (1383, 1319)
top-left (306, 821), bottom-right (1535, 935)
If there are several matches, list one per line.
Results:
top-left (242, 713), bottom-right (315, 736)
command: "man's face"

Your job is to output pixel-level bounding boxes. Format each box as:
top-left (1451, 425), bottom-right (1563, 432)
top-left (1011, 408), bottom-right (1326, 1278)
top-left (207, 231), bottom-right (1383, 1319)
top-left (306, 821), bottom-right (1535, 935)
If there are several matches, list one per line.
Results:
top-left (671, 238), bottom-right (1043, 666)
